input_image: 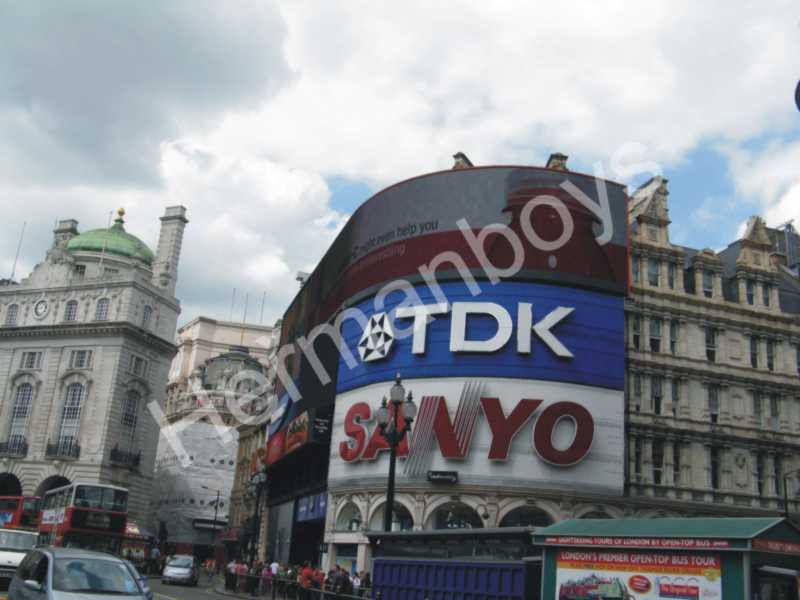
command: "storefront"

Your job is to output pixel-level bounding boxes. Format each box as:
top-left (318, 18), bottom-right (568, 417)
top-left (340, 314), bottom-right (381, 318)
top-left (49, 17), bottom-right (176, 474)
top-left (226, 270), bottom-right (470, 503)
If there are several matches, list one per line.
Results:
top-left (534, 517), bottom-right (800, 599)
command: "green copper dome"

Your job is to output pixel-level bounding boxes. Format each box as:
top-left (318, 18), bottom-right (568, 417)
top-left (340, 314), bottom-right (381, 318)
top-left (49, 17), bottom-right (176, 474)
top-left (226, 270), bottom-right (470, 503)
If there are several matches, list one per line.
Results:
top-left (67, 209), bottom-right (155, 265)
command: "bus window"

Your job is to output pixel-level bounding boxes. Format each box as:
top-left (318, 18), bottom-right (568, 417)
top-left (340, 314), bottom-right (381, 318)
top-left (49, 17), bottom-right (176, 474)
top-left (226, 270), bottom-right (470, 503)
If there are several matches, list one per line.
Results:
top-left (0, 498), bottom-right (19, 511)
top-left (107, 489), bottom-right (128, 512)
top-left (23, 498), bottom-right (39, 513)
top-left (75, 485), bottom-right (103, 509)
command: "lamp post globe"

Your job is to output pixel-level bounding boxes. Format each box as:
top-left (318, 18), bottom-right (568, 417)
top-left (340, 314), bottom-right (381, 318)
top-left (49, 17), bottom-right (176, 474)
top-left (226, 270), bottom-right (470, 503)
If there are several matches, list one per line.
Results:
top-left (378, 374), bottom-right (416, 532)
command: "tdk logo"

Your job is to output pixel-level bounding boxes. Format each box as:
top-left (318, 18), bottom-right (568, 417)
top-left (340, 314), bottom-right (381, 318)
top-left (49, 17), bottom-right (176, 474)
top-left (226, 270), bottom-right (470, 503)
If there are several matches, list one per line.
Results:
top-left (357, 302), bottom-right (574, 362)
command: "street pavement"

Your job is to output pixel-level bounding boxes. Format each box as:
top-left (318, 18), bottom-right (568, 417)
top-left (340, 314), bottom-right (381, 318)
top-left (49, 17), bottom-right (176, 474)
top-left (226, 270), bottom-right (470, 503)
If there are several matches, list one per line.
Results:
top-left (150, 576), bottom-right (232, 600)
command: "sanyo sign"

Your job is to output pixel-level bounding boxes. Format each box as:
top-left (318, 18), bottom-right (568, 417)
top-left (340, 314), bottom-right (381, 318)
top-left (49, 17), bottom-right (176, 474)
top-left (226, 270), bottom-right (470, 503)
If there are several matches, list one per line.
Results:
top-left (357, 302), bottom-right (574, 363)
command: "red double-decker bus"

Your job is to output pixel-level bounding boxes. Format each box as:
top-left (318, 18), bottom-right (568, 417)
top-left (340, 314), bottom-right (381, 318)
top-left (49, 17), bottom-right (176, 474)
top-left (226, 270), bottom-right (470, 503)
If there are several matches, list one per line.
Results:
top-left (0, 496), bottom-right (40, 530)
top-left (37, 483), bottom-right (128, 554)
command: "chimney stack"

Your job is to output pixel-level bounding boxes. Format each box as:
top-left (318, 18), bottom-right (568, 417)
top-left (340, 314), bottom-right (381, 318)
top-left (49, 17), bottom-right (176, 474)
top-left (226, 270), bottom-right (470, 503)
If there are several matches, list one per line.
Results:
top-left (546, 153), bottom-right (569, 171)
top-left (53, 220), bottom-right (79, 249)
top-left (153, 206), bottom-right (188, 296)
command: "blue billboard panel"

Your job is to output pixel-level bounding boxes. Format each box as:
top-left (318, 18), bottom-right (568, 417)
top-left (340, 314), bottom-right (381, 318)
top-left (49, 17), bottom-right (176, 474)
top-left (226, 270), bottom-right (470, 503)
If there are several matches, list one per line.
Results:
top-left (336, 281), bottom-right (624, 394)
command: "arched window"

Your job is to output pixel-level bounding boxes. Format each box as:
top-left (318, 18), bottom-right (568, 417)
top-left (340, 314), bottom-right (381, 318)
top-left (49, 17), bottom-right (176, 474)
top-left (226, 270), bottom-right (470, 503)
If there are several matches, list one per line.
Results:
top-left (142, 305), bottom-right (152, 329)
top-left (94, 298), bottom-right (109, 321)
top-left (121, 390), bottom-right (140, 451)
top-left (580, 510), bottom-right (613, 519)
top-left (369, 503), bottom-right (414, 532)
top-left (9, 383), bottom-right (33, 455)
top-left (4, 304), bottom-right (18, 326)
top-left (64, 300), bottom-right (78, 322)
top-left (57, 383), bottom-right (84, 454)
top-left (432, 502), bottom-right (484, 530)
top-left (499, 506), bottom-right (554, 528)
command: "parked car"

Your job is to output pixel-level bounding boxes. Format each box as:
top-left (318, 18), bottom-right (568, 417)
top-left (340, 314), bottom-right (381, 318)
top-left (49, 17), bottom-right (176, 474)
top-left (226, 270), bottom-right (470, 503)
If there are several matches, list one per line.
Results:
top-left (0, 529), bottom-right (37, 593)
top-left (8, 546), bottom-right (149, 599)
top-left (161, 554), bottom-right (198, 586)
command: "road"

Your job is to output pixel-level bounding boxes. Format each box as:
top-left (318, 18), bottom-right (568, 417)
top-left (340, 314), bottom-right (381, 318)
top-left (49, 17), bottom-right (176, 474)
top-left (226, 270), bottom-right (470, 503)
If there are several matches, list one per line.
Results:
top-left (150, 576), bottom-right (232, 600)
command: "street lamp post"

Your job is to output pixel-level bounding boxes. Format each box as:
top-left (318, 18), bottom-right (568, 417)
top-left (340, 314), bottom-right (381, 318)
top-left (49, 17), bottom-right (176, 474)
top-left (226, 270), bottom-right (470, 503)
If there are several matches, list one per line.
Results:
top-left (247, 471), bottom-right (267, 564)
top-left (376, 374), bottom-right (417, 532)
top-left (201, 485), bottom-right (221, 566)
top-left (782, 468), bottom-right (800, 518)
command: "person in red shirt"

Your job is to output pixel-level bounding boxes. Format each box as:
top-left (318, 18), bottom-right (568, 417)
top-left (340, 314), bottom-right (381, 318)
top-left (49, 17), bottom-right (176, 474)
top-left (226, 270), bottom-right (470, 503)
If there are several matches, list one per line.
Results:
top-left (299, 561), bottom-right (315, 600)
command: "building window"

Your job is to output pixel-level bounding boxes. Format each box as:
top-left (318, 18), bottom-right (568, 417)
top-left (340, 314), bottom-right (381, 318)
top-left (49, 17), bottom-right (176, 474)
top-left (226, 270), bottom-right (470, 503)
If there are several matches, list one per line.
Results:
top-left (763, 284), bottom-right (771, 307)
top-left (750, 336), bottom-right (759, 369)
top-left (633, 374), bottom-right (642, 412)
top-left (121, 391), bottom-right (140, 451)
top-left (4, 304), bottom-right (18, 326)
top-left (632, 255), bottom-right (641, 284)
top-left (20, 351), bottom-right (43, 370)
top-left (652, 440), bottom-right (664, 485)
top-left (95, 298), bottom-right (109, 321)
top-left (669, 320), bottom-right (679, 355)
top-left (632, 315), bottom-right (642, 350)
top-left (769, 395), bottom-right (780, 430)
top-left (746, 279), bottom-right (755, 305)
top-left (705, 327), bottom-right (717, 362)
top-left (648, 259), bottom-right (660, 286)
top-left (69, 350), bottom-right (92, 370)
top-left (755, 453), bottom-right (765, 495)
top-left (57, 383), bottom-right (84, 454)
top-left (710, 446), bottom-right (721, 490)
top-left (649, 318), bottom-right (662, 353)
top-left (9, 384), bottom-right (33, 453)
top-left (142, 305), bottom-right (153, 329)
top-left (129, 355), bottom-right (148, 378)
top-left (708, 384), bottom-right (720, 423)
top-left (702, 271), bottom-right (713, 298)
top-left (673, 443), bottom-right (681, 485)
top-left (671, 379), bottom-right (680, 416)
top-left (766, 339), bottom-right (775, 372)
top-left (64, 301), bottom-right (78, 322)
top-left (753, 391), bottom-right (763, 428)
top-left (634, 438), bottom-right (642, 481)
top-left (73, 265), bottom-right (85, 280)
top-left (796, 344), bottom-right (800, 376)
top-left (651, 375), bottom-right (663, 415)
top-left (668, 262), bottom-right (676, 289)
top-left (775, 456), bottom-right (784, 496)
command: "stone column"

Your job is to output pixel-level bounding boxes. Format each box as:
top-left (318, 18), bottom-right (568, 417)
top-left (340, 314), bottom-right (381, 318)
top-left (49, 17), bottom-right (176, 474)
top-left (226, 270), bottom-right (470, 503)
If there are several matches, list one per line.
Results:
top-left (765, 453), bottom-right (777, 498)
top-left (694, 270), bottom-right (703, 297)
top-left (642, 437), bottom-right (653, 493)
top-left (713, 272), bottom-right (723, 300)
top-left (738, 278), bottom-right (747, 305)
top-left (663, 440), bottom-right (675, 487)
top-left (660, 260), bottom-right (669, 291)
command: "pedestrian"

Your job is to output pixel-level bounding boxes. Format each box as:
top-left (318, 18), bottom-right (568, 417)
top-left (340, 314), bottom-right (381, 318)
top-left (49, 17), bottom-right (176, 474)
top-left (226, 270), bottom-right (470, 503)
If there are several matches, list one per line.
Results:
top-left (352, 571), bottom-right (361, 596)
top-left (149, 546), bottom-right (161, 576)
top-left (226, 559), bottom-right (237, 591)
top-left (261, 562), bottom-right (272, 595)
top-left (360, 571), bottom-right (371, 597)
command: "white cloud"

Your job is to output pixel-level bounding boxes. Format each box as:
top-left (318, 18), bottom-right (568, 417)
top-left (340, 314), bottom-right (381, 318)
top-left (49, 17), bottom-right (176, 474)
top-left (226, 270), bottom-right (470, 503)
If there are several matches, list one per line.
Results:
top-left (1, 1), bottom-right (799, 323)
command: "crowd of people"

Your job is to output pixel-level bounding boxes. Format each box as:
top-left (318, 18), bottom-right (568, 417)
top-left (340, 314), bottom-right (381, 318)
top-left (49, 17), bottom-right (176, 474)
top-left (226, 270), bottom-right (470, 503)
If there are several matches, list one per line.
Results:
top-left (224, 558), bottom-right (372, 598)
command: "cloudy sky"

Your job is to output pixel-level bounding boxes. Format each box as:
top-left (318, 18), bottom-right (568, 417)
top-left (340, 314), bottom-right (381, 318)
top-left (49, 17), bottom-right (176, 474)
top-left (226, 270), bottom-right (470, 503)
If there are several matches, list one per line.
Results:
top-left (1, 1), bottom-right (799, 326)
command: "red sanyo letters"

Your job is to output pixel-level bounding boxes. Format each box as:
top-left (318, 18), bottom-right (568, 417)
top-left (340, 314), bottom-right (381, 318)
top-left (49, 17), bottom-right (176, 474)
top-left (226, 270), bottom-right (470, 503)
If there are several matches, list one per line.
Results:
top-left (339, 395), bottom-right (594, 466)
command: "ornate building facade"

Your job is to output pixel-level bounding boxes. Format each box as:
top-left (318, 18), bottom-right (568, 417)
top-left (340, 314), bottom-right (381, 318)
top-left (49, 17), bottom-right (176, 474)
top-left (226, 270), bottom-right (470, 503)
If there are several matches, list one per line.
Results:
top-left (152, 316), bottom-right (278, 559)
top-left (0, 207), bottom-right (187, 522)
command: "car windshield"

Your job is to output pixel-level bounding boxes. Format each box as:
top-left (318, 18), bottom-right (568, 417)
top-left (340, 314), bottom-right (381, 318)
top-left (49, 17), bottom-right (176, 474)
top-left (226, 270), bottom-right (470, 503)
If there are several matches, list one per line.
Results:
top-left (167, 556), bottom-right (193, 568)
top-left (53, 558), bottom-right (141, 595)
top-left (0, 530), bottom-right (35, 551)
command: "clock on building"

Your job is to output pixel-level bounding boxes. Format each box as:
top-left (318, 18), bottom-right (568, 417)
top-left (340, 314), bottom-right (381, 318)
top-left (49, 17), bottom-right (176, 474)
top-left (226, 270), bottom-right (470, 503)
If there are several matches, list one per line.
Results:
top-left (33, 299), bottom-right (49, 318)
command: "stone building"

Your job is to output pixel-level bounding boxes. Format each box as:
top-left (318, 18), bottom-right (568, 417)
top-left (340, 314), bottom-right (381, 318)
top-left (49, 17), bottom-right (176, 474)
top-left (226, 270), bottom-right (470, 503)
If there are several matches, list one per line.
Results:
top-left (150, 316), bottom-right (278, 559)
top-left (0, 207), bottom-right (187, 522)
top-left (625, 177), bottom-right (800, 518)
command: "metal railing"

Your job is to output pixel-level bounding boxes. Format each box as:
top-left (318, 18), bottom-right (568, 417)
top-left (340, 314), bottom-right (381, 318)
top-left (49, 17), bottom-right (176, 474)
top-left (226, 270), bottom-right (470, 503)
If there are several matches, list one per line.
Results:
top-left (0, 437), bottom-right (27, 458)
top-left (45, 440), bottom-right (80, 459)
top-left (222, 574), bottom-right (375, 600)
top-left (110, 446), bottom-right (141, 468)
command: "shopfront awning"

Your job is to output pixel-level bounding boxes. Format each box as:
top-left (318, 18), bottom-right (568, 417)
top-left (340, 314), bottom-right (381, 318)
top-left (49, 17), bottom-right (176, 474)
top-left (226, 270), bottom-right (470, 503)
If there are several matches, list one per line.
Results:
top-left (534, 517), bottom-right (795, 551)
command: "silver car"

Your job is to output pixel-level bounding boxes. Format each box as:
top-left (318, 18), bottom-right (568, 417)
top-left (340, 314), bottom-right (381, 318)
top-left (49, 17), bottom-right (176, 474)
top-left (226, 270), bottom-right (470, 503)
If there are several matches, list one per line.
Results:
top-left (161, 554), bottom-right (198, 586)
top-left (8, 546), bottom-right (148, 599)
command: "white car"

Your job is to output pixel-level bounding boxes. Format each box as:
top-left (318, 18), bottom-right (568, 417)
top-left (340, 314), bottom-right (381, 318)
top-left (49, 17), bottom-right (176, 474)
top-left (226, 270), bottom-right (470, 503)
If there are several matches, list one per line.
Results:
top-left (0, 529), bottom-right (37, 592)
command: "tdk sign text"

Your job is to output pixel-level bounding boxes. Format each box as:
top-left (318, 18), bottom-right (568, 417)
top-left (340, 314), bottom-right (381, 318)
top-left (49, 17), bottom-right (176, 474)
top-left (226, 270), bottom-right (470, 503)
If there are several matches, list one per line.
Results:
top-left (358, 302), bottom-right (574, 363)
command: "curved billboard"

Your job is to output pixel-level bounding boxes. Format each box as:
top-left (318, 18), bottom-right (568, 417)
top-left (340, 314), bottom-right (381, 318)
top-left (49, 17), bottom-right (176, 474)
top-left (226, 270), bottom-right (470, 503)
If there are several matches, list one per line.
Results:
top-left (272, 165), bottom-right (629, 490)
